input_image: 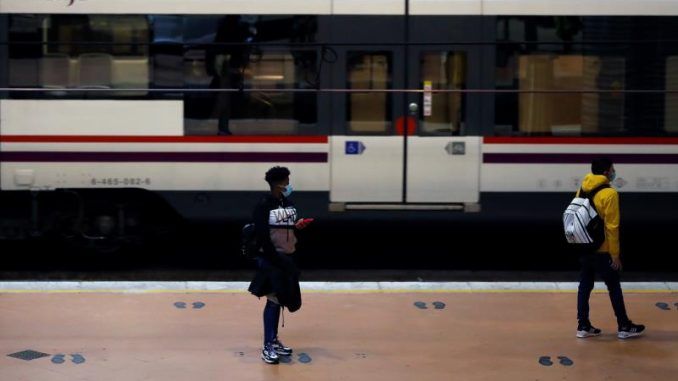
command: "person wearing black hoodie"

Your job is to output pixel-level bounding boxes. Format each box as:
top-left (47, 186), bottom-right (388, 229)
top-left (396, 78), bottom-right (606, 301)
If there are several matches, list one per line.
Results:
top-left (248, 166), bottom-right (312, 364)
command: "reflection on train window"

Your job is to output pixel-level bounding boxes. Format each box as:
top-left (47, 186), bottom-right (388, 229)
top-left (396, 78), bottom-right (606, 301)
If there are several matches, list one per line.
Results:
top-left (46, 15), bottom-right (148, 56)
top-left (665, 56), bottom-right (678, 133)
top-left (181, 15), bottom-right (319, 135)
top-left (8, 15), bottom-right (150, 96)
top-left (494, 16), bottom-right (678, 136)
top-left (346, 52), bottom-right (392, 134)
top-left (183, 50), bottom-right (318, 135)
top-left (149, 15), bottom-right (184, 91)
top-left (419, 52), bottom-right (466, 135)
top-left (507, 54), bottom-right (626, 136)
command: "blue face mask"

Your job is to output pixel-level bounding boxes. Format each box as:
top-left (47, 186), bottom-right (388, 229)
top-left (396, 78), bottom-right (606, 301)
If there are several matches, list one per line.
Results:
top-left (281, 184), bottom-right (293, 197)
top-left (608, 171), bottom-right (616, 182)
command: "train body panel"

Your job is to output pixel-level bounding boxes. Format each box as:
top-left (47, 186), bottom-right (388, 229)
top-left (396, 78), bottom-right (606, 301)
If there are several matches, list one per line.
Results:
top-left (482, 138), bottom-right (678, 193)
top-left (406, 136), bottom-right (481, 203)
top-left (3, 134), bottom-right (678, 196)
top-left (330, 136), bottom-right (403, 202)
top-left (1, 100), bottom-right (183, 136)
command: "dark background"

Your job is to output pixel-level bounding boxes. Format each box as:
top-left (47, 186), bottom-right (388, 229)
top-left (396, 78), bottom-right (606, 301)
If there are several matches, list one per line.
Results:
top-left (2, 192), bottom-right (676, 281)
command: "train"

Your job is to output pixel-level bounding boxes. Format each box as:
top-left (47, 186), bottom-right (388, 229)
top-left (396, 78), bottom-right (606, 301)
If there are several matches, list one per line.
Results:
top-left (1, 0), bottom-right (678, 252)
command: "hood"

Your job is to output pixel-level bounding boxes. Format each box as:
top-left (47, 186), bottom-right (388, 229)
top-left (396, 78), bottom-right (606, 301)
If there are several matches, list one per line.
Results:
top-left (581, 173), bottom-right (610, 192)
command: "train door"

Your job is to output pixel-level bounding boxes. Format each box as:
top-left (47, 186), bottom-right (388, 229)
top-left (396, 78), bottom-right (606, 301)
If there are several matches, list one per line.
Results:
top-left (329, 46), bottom-right (406, 203)
top-left (329, 16), bottom-right (483, 208)
top-left (404, 46), bottom-right (482, 204)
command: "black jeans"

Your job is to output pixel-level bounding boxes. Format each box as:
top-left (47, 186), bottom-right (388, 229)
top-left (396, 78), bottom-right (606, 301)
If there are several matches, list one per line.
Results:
top-left (577, 252), bottom-right (630, 328)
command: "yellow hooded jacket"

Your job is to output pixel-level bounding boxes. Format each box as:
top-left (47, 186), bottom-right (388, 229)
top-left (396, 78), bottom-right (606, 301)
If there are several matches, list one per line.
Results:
top-left (576, 174), bottom-right (620, 258)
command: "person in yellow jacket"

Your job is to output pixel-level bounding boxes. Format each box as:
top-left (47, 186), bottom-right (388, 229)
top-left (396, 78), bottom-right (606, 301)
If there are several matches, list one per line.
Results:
top-left (576, 157), bottom-right (645, 340)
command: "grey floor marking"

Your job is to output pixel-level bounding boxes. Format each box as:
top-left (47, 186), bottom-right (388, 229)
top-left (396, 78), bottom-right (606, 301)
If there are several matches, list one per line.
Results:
top-left (432, 301), bottom-right (446, 310)
top-left (414, 301), bottom-right (428, 309)
top-left (71, 354), bottom-right (86, 364)
top-left (538, 356), bottom-right (553, 366)
top-left (558, 356), bottom-right (573, 366)
top-left (51, 354), bottom-right (65, 364)
top-left (174, 302), bottom-right (187, 309)
top-left (192, 302), bottom-right (205, 309)
top-left (7, 350), bottom-right (50, 361)
top-left (298, 353), bottom-right (312, 364)
top-left (656, 302), bottom-right (670, 310)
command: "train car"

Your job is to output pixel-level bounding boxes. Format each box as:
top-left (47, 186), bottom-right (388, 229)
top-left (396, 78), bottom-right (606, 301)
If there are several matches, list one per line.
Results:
top-left (1, 0), bottom-right (678, 249)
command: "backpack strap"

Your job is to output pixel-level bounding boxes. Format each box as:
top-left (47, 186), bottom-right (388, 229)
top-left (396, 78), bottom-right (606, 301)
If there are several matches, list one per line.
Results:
top-left (579, 184), bottom-right (610, 215)
top-left (582, 184), bottom-right (610, 200)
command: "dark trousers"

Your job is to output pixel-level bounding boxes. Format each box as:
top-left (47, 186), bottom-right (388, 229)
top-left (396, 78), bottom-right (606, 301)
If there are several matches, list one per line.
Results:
top-left (263, 299), bottom-right (281, 346)
top-left (577, 252), bottom-right (630, 327)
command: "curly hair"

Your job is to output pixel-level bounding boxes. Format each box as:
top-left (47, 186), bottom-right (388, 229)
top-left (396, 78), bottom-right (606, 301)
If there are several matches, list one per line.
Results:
top-left (265, 166), bottom-right (290, 186)
top-left (591, 157), bottom-right (613, 175)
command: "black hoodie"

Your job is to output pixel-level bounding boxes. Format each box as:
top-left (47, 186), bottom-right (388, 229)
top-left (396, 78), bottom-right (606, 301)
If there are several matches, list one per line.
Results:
top-left (253, 194), bottom-right (298, 257)
top-left (248, 194), bottom-right (302, 312)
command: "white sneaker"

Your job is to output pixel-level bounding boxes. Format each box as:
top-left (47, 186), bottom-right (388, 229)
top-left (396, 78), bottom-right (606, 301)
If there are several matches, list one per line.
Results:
top-left (261, 344), bottom-right (279, 364)
top-left (617, 322), bottom-right (645, 339)
top-left (576, 325), bottom-right (602, 338)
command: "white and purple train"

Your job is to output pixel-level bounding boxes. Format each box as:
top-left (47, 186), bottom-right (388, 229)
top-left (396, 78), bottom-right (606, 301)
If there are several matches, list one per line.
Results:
top-left (1, 1), bottom-right (678, 242)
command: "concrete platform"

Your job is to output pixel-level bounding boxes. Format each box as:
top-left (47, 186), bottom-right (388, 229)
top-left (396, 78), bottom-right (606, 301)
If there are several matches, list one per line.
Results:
top-left (1, 286), bottom-right (677, 380)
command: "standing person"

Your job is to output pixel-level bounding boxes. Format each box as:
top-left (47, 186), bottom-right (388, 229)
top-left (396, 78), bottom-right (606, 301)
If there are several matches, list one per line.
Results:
top-left (576, 157), bottom-right (645, 339)
top-left (248, 166), bottom-right (313, 364)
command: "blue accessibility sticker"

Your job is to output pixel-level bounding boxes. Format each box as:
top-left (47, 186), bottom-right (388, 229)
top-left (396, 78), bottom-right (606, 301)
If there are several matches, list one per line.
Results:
top-left (345, 141), bottom-right (366, 155)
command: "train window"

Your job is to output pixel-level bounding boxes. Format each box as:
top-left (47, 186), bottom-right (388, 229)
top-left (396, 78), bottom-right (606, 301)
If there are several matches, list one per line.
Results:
top-left (419, 52), bottom-right (466, 135)
top-left (517, 54), bottom-right (624, 136)
top-left (45, 15), bottom-right (148, 56)
top-left (666, 56), bottom-right (678, 133)
top-left (8, 15), bottom-right (150, 97)
top-left (346, 52), bottom-right (392, 134)
top-left (183, 49), bottom-right (318, 135)
top-left (494, 16), bottom-right (678, 136)
top-left (181, 15), bottom-right (319, 136)
top-left (8, 15), bottom-right (46, 89)
top-left (149, 16), bottom-right (184, 91)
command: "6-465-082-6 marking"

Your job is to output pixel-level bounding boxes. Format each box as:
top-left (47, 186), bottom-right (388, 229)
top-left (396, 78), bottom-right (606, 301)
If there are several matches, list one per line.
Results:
top-left (90, 178), bottom-right (152, 186)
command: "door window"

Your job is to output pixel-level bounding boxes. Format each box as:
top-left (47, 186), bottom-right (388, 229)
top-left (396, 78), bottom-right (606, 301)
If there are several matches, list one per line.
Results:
top-left (346, 52), bottom-right (393, 134)
top-left (419, 51), bottom-right (466, 135)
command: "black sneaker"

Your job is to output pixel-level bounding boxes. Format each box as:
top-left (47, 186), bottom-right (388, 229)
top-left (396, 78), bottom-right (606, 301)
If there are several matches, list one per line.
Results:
top-left (272, 337), bottom-right (293, 356)
top-left (576, 324), bottom-right (602, 338)
top-left (618, 322), bottom-right (645, 339)
top-left (261, 344), bottom-right (279, 364)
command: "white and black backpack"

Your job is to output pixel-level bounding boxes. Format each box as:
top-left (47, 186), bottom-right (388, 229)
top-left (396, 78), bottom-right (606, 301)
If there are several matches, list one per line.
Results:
top-left (562, 184), bottom-right (609, 251)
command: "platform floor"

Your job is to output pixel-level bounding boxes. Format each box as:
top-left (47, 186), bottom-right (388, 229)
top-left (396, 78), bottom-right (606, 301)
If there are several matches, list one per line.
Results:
top-left (1, 289), bottom-right (677, 381)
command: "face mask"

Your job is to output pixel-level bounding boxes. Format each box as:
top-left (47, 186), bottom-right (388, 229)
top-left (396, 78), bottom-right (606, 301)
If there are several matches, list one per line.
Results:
top-left (608, 171), bottom-right (616, 182)
top-left (281, 184), bottom-right (293, 197)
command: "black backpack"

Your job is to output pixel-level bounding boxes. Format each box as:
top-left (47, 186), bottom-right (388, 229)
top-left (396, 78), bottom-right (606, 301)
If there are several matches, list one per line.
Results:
top-left (240, 223), bottom-right (259, 259)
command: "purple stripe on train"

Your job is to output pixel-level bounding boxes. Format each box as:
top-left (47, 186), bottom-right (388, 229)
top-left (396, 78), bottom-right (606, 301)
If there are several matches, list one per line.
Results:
top-left (0, 151), bottom-right (328, 163)
top-left (483, 153), bottom-right (678, 164)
